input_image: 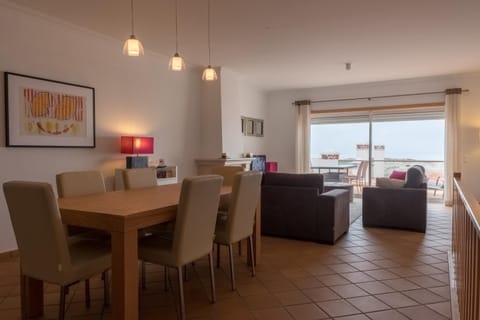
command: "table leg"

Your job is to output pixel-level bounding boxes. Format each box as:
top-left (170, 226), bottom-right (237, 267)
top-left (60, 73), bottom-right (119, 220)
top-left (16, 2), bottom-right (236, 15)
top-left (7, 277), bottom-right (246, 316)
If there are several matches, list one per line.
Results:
top-left (111, 230), bottom-right (138, 320)
top-left (20, 271), bottom-right (43, 319)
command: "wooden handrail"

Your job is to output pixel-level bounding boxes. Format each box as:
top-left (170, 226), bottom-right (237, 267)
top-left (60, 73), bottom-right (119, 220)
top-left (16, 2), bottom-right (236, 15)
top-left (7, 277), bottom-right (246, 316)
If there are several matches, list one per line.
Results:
top-left (451, 173), bottom-right (480, 320)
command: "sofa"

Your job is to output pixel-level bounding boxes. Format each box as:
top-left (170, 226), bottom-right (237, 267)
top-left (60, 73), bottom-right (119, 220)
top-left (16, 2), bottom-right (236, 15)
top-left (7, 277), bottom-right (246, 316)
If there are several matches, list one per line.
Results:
top-left (362, 165), bottom-right (427, 232)
top-left (261, 172), bottom-right (350, 244)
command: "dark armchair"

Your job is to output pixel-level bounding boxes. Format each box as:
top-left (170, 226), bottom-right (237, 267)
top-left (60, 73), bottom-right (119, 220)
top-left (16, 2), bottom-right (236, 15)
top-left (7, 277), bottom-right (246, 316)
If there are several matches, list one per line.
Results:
top-left (362, 165), bottom-right (427, 232)
top-left (261, 172), bottom-right (350, 244)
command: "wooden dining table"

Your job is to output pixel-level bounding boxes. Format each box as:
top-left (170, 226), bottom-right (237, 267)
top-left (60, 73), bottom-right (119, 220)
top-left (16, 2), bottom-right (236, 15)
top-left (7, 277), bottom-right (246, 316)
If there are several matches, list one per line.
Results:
top-left (22, 183), bottom-right (261, 320)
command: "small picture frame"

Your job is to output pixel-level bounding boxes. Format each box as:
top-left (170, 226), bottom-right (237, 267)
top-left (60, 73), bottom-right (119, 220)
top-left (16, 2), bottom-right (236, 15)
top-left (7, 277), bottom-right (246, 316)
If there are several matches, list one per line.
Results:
top-left (241, 116), bottom-right (264, 137)
top-left (4, 72), bottom-right (95, 148)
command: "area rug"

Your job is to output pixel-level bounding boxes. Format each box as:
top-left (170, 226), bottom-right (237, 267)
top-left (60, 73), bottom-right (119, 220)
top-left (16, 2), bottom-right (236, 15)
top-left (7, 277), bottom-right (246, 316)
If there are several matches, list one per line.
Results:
top-left (350, 198), bottom-right (362, 224)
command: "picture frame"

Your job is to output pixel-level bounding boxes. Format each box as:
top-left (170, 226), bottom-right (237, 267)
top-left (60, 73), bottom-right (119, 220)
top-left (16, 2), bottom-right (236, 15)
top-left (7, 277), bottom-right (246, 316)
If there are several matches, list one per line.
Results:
top-left (4, 72), bottom-right (95, 148)
top-left (241, 116), bottom-right (264, 137)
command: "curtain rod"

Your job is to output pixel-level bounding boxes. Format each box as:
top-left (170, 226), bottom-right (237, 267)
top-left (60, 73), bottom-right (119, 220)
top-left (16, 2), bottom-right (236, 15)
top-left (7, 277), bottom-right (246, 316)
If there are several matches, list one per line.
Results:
top-left (293, 88), bottom-right (469, 106)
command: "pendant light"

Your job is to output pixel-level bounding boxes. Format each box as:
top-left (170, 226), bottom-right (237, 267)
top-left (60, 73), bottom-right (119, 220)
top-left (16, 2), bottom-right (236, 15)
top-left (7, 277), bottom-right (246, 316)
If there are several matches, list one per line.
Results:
top-left (123, 0), bottom-right (144, 56)
top-left (169, 0), bottom-right (186, 71)
top-left (202, 0), bottom-right (217, 81)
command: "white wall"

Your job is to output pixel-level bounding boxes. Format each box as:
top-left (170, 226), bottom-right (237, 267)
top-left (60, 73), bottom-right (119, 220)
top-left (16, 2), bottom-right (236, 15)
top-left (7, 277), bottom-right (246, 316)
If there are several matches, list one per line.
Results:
top-left (220, 68), bottom-right (267, 158)
top-left (265, 73), bottom-right (480, 197)
top-left (0, 3), bottom-right (204, 252)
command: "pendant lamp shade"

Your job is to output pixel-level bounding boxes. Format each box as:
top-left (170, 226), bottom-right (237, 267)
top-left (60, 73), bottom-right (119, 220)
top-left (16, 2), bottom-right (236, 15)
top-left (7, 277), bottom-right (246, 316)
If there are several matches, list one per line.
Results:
top-left (202, 66), bottom-right (218, 81)
top-left (123, 35), bottom-right (144, 56)
top-left (123, 0), bottom-right (144, 57)
top-left (169, 0), bottom-right (186, 71)
top-left (203, 0), bottom-right (217, 81)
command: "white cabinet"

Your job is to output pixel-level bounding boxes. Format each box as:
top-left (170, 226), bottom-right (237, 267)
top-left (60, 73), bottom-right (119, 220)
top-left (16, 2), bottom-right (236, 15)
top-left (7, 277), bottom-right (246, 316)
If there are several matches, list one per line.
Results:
top-left (114, 166), bottom-right (178, 190)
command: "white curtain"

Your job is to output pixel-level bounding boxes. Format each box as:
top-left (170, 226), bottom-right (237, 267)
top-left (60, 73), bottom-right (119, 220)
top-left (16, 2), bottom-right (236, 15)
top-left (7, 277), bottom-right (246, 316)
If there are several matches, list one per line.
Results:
top-left (295, 102), bottom-right (311, 173)
top-left (444, 89), bottom-right (462, 206)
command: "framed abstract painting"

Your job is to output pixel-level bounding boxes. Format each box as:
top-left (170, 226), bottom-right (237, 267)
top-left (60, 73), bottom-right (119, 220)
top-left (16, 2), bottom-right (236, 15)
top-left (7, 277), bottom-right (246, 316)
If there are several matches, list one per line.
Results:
top-left (4, 72), bottom-right (95, 148)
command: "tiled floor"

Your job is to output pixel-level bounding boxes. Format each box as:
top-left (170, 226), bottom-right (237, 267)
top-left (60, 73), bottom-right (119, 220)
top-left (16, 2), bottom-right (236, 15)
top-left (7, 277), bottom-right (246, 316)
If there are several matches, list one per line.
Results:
top-left (0, 203), bottom-right (452, 319)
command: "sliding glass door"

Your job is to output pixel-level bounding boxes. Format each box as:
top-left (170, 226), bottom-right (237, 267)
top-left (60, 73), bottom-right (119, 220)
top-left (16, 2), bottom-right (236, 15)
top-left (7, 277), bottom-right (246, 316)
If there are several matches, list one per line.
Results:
top-left (310, 108), bottom-right (445, 201)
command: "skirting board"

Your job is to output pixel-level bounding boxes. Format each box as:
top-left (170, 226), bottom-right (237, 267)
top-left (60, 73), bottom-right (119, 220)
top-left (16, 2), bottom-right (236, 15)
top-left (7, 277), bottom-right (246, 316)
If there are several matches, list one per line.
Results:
top-left (447, 250), bottom-right (460, 320)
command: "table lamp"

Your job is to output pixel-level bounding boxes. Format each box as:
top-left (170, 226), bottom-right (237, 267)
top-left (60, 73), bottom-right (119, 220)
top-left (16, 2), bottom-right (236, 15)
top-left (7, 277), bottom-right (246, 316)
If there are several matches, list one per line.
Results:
top-left (121, 136), bottom-right (154, 168)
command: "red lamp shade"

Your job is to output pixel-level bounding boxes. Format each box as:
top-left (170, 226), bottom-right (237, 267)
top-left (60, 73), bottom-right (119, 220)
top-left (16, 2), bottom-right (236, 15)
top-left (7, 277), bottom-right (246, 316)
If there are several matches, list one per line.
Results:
top-left (121, 136), bottom-right (154, 154)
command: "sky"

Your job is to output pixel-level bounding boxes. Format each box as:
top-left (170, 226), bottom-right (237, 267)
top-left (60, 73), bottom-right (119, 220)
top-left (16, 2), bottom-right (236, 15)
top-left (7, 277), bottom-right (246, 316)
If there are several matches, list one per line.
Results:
top-left (311, 119), bottom-right (445, 161)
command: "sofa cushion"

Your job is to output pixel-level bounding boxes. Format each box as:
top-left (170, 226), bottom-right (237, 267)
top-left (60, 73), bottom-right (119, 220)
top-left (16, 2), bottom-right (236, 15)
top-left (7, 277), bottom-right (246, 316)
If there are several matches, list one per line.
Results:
top-left (389, 170), bottom-right (406, 180)
top-left (376, 177), bottom-right (405, 189)
top-left (404, 166), bottom-right (426, 188)
top-left (262, 172), bottom-right (323, 190)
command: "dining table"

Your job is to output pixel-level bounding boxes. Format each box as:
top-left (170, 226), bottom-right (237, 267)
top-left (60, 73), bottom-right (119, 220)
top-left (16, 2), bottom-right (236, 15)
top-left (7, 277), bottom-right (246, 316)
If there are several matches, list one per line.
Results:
top-left (21, 183), bottom-right (261, 320)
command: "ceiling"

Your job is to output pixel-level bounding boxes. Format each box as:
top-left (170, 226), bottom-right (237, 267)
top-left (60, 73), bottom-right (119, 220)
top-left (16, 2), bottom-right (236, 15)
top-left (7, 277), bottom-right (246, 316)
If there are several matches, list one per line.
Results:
top-left (10, 0), bottom-right (480, 90)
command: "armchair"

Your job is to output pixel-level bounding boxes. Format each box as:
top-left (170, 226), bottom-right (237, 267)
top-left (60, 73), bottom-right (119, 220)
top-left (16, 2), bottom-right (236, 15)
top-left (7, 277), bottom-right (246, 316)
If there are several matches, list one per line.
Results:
top-left (261, 172), bottom-right (350, 244)
top-left (362, 165), bottom-right (427, 232)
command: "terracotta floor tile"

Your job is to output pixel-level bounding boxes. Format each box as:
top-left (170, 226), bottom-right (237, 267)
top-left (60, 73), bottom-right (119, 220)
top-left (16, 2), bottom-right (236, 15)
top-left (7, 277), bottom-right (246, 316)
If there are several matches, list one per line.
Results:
top-left (356, 281), bottom-right (395, 295)
top-left (327, 263), bottom-right (358, 273)
top-left (252, 307), bottom-right (294, 320)
top-left (428, 286), bottom-right (451, 300)
top-left (375, 292), bottom-right (418, 308)
top-left (316, 299), bottom-right (361, 317)
top-left (381, 278), bottom-right (421, 291)
top-left (406, 275), bottom-right (446, 288)
top-left (242, 293), bottom-right (281, 310)
top-left (329, 284), bottom-right (369, 299)
top-left (291, 276), bottom-right (324, 290)
top-left (261, 279), bottom-right (298, 293)
top-left (364, 269), bottom-right (399, 281)
top-left (286, 303), bottom-right (329, 320)
top-left (349, 261), bottom-right (379, 271)
top-left (302, 287), bottom-right (341, 302)
top-left (402, 288), bottom-right (447, 304)
top-left (366, 309), bottom-right (409, 320)
top-left (398, 305), bottom-right (449, 320)
top-left (316, 274), bottom-right (350, 286)
top-left (427, 301), bottom-right (452, 319)
top-left (334, 314), bottom-right (370, 320)
top-left (346, 295), bottom-right (390, 313)
top-left (274, 290), bottom-right (310, 306)
top-left (339, 272), bottom-right (375, 283)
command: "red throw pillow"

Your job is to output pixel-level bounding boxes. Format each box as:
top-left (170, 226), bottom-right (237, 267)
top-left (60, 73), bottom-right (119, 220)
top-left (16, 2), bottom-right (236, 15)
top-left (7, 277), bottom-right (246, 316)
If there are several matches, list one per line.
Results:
top-left (389, 170), bottom-right (406, 180)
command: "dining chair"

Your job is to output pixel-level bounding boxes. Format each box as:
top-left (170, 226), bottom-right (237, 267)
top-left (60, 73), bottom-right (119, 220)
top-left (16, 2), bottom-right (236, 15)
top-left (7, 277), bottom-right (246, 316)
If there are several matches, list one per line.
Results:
top-left (56, 170), bottom-right (110, 307)
top-left (3, 181), bottom-right (111, 320)
top-left (122, 167), bottom-right (158, 189)
top-left (121, 167), bottom-right (164, 289)
top-left (138, 175), bottom-right (223, 320)
top-left (213, 171), bottom-right (262, 290)
top-left (344, 160), bottom-right (368, 192)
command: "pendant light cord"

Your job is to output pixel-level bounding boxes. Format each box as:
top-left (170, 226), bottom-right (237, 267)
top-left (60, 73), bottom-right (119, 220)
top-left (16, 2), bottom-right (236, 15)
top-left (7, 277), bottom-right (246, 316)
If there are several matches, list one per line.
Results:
top-left (131, 0), bottom-right (135, 35)
top-left (175, 0), bottom-right (179, 52)
top-left (207, 0), bottom-right (211, 66)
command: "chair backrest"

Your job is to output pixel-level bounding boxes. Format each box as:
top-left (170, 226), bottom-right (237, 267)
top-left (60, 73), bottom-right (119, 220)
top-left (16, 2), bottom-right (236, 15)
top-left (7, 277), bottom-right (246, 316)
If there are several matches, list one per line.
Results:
top-left (56, 170), bottom-right (106, 198)
top-left (210, 166), bottom-right (243, 186)
top-left (357, 161), bottom-right (368, 179)
top-left (172, 175), bottom-right (223, 265)
top-left (3, 181), bottom-right (70, 282)
top-left (225, 171), bottom-right (262, 243)
top-left (123, 167), bottom-right (157, 190)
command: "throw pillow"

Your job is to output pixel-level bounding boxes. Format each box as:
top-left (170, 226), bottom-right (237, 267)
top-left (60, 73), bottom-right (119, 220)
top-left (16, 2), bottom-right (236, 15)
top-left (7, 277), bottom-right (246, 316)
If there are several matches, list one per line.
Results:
top-left (389, 170), bottom-right (406, 180)
top-left (376, 177), bottom-right (405, 189)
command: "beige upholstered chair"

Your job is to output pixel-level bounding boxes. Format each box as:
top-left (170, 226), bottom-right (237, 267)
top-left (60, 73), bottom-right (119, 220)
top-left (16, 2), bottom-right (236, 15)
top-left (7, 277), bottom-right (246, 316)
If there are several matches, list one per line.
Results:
top-left (56, 170), bottom-right (110, 307)
top-left (211, 166), bottom-right (243, 211)
top-left (138, 175), bottom-right (223, 320)
top-left (214, 171), bottom-right (262, 290)
top-left (3, 181), bottom-right (111, 320)
top-left (122, 167), bottom-right (157, 189)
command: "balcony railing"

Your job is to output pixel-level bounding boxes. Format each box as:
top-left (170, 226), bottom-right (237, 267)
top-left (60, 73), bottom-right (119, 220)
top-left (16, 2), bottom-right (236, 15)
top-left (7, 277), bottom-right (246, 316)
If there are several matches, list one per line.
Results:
top-left (452, 173), bottom-right (480, 319)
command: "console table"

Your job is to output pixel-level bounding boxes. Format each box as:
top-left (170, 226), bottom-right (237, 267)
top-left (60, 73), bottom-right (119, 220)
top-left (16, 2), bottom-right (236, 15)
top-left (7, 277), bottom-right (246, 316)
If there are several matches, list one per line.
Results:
top-left (195, 158), bottom-right (253, 174)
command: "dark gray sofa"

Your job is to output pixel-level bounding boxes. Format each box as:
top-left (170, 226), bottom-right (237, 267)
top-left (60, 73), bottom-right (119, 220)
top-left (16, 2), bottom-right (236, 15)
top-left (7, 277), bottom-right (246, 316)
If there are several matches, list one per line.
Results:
top-left (362, 165), bottom-right (427, 232)
top-left (261, 172), bottom-right (350, 244)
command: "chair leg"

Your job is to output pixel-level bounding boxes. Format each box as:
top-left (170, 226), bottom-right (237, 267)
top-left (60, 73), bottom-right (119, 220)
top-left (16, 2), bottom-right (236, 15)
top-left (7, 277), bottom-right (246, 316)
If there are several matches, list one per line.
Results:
top-left (59, 286), bottom-right (67, 320)
top-left (103, 271), bottom-right (110, 307)
top-left (177, 266), bottom-right (186, 320)
top-left (216, 243), bottom-right (221, 268)
top-left (141, 261), bottom-right (146, 290)
top-left (248, 235), bottom-right (256, 277)
top-left (84, 279), bottom-right (91, 308)
top-left (227, 244), bottom-right (236, 291)
top-left (207, 252), bottom-right (216, 303)
top-left (164, 266), bottom-right (169, 292)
